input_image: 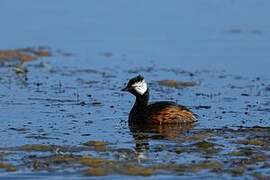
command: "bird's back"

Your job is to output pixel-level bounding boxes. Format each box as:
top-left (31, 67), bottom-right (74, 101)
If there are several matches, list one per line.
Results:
top-left (139, 101), bottom-right (197, 124)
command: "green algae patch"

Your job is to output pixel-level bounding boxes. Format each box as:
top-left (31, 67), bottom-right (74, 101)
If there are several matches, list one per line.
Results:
top-left (184, 130), bottom-right (214, 142)
top-left (227, 167), bottom-right (246, 176)
top-left (227, 147), bottom-right (255, 157)
top-left (195, 141), bottom-right (215, 149)
top-left (84, 161), bottom-right (154, 176)
top-left (49, 155), bottom-right (78, 164)
top-left (252, 172), bottom-right (270, 179)
top-left (196, 161), bottom-right (224, 172)
top-left (247, 139), bottom-right (265, 146)
top-left (82, 141), bottom-right (110, 152)
top-left (20, 144), bottom-right (55, 152)
top-left (154, 160), bottom-right (224, 174)
top-left (82, 158), bottom-right (115, 176)
top-left (157, 80), bottom-right (197, 89)
top-left (251, 154), bottom-right (268, 163)
top-left (29, 155), bottom-right (81, 171)
top-left (80, 155), bottom-right (155, 176)
top-left (85, 167), bottom-right (110, 176)
top-left (227, 151), bottom-right (247, 157)
top-left (174, 147), bottom-right (183, 154)
top-left (119, 164), bottom-right (155, 176)
top-left (79, 156), bottom-right (107, 167)
top-left (0, 162), bottom-right (16, 172)
top-left (187, 161), bottom-right (224, 173)
top-left (236, 138), bottom-right (265, 147)
top-left (194, 141), bottom-right (220, 154)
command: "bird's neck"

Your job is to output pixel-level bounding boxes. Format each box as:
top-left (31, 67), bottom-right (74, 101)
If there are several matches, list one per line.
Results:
top-left (129, 89), bottom-right (149, 122)
top-left (135, 89), bottom-right (149, 110)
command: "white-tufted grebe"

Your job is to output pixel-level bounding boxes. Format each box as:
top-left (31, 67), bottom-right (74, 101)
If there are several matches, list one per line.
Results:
top-left (122, 75), bottom-right (197, 124)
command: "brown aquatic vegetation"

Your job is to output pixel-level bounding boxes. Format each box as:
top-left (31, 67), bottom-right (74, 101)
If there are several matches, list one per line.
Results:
top-left (235, 138), bottom-right (266, 147)
top-left (118, 164), bottom-right (155, 176)
top-left (0, 162), bottom-right (16, 172)
top-left (82, 157), bottom-right (155, 176)
top-left (19, 144), bottom-right (55, 152)
top-left (86, 167), bottom-right (110, 176)
top-left (252, 172), bottom-right (270, 180)
top-left (153, 160), bottom-right (224, 174)
top-left (227, 167), bottom-right (246, 176)
top-left (1, 127), bottom-right (270, 177)
top-left (194, 140), bottom-right (220, 154)
top-left (82, 141), bottom-right (110, 152)
top-left (49, 155), bottom-right (78, 164)
top-left (79, 156), bottom-right (107, 167)
top-left (183, 130), bottom-right (214, 142)
top-left (157, 80), bottom-right (197, 89)
top-left (0, 47), bottom-right (51, 63)
top-left (0, 149), bottom-right (227, 176)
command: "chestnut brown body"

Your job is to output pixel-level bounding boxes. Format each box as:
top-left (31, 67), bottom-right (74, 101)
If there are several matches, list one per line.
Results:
top-left (122, 75), bottom-right (197, 125)
top-left (129, 100), bottom-right (196, 124)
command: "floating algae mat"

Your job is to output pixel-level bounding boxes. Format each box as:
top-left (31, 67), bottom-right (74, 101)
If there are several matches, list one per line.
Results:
top-left (0, 47), bottom-right (50, 61)
top-left (157, 80), bottom-right (197, 89)
top-left (0, 127), bottom-right (270, 179)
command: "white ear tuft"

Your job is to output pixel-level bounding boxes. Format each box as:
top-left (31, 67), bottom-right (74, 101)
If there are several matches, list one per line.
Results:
top-left (132, 80), bottom-right (147, 95)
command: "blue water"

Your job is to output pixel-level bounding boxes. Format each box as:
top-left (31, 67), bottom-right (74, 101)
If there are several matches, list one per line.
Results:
top-left (1, 0), bottom-right (270, 179)
top-left (0, 0), bottom-right (269, 76)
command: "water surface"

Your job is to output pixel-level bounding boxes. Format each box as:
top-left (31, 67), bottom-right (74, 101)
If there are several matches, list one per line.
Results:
top-left (0, 0), bottom-right (270, 179)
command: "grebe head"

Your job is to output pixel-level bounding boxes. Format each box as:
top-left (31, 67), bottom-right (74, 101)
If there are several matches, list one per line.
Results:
top-left (122, 75), bottom-right (148, 96)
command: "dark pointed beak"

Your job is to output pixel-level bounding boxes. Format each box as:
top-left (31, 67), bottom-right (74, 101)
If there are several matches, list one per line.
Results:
top-left (121, 87), bottom-right (129, 91)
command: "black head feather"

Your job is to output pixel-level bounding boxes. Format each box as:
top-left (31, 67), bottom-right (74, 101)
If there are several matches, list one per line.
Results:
top-left (127, 75), bottom-right (144, 87)
top-left (122, 75), bottom-right (145, 93)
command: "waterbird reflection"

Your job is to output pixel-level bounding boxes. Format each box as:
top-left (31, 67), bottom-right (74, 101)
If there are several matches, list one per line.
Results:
top-left (129, 122), bottom-right (195, 155)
